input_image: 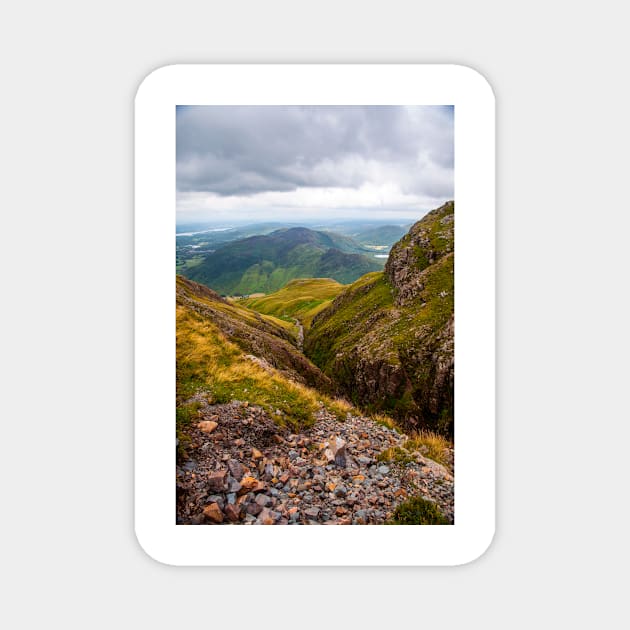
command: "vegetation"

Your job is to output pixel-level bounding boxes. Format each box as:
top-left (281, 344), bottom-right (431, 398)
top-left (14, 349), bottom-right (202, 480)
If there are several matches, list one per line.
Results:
top-left (352, 224), bottom-right (408, 246)
top-left (176, 277), bottom-right (357, 431)
top-left (242, 278), bottom-right (344, 328)
top-left (375, 428), bottom-right (452, 467)
top-left (185, 227), bottom-right (381, 295)
top-left (389, 496), bottom-right (449, 525)
top-left (405, 430), bottom-right (452, 466)
top-left (304, 202), bottom-right (455, 435)
top-left (376, 446), bottom-right (415, 465)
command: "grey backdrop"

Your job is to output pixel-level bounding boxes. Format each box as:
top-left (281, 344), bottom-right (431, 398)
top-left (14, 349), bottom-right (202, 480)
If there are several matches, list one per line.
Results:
top-left (2, 1), bottom-right (627, 628)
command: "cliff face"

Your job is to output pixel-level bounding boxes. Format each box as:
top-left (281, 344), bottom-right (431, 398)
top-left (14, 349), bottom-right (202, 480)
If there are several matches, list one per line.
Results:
top-left (305, 201), bottom-right (454, 435)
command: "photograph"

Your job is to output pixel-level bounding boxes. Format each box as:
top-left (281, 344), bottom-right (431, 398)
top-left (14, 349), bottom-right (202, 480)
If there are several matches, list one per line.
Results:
top-left (175, 105), bottom-right (455, 526)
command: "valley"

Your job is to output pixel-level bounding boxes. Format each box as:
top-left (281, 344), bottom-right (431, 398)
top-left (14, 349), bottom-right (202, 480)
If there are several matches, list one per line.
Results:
top-left (176, 202), bottom-right (455, 525)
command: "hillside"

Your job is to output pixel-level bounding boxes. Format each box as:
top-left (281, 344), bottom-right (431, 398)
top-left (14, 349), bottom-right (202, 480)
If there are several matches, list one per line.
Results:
top-left (242, 278), bottom-right (344, 328)
top-left (304, 201), bottom-right (455, 435)
top-left (177, 272), bottom-right (455, 525)
top-left (353, 224), bottom-right (408, 246)
top-left (177, 275), bottom-right (333, 395)
top-left (185, 227), bottom-right (381, 295)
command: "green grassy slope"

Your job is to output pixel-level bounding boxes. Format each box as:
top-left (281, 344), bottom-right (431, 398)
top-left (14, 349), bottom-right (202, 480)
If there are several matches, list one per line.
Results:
top-left (242, 278), bottom-right (344, 328)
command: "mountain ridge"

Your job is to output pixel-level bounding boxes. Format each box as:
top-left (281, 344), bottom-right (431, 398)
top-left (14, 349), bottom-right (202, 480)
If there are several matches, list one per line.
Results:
top-left (185, 227), bottom-right (382, 295)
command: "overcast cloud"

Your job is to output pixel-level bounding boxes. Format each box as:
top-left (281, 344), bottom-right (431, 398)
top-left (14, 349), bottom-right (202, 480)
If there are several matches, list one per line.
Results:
top-left (176, 105), bottom-right (453, 223)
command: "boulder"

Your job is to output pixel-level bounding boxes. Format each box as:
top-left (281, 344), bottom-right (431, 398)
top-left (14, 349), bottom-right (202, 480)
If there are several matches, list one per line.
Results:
top-left (202, 502), bottom-right (224, 524)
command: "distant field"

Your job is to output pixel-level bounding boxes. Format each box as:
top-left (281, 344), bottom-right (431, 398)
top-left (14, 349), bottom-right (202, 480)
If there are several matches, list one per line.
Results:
top-left (242, 278), bottom-right (344, 328)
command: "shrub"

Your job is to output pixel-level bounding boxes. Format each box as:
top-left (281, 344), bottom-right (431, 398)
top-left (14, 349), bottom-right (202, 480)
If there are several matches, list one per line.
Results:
top-left (390, 496), bottom-right (449, 525)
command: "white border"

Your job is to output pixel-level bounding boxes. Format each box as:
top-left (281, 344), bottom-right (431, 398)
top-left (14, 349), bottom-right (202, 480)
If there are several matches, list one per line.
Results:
top-left (135, 64), bottom-right (495, 566)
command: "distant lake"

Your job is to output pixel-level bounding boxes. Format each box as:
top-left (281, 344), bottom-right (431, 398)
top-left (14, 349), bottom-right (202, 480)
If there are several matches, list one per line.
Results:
top-left (374, 254), bottom-right (388, 258)
top-left (176, 227), bottom-right (234, 236)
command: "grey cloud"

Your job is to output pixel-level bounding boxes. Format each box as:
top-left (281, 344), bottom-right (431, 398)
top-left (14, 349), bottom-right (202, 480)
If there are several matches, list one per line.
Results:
top-left (176, 105), bottom-right (453, 197)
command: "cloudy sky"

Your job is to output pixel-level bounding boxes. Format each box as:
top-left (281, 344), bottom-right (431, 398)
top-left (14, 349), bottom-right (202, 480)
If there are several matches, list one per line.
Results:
top-left (176, 105), bottom-right (453, 224)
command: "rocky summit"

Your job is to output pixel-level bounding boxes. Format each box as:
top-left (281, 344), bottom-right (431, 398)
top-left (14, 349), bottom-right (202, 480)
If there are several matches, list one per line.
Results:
top-left (177, 395), bottom-right (454, 525)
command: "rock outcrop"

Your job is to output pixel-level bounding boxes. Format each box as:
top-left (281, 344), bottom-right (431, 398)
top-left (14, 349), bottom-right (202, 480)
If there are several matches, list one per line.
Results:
top-left (305, 201), bottom-right (455, 435)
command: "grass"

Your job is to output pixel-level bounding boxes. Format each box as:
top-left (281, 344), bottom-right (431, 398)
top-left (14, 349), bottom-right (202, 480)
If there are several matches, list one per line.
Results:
top-left (303, 204), bottom-right (454, 433)
top-left (375, 428), bottom-right (451, 467)
top-left (389, 496), bottom-right (449, 525)
top-left (376, 446), bottom-right (415, 465)
top-left (176, 401), bottom-right (202, 459)
top-left (404, 429), bottom-right (452, 466)
top-left (177, 275), bottom-right (299, 340)
top-left (176, 303), bottom-right (357, 430)
top-left (370, 413), bottom-right (400, 432)
top-left (242, 278), bottom-right (344, 329)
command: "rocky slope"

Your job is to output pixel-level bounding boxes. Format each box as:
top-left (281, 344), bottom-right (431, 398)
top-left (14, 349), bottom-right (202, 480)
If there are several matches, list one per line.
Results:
top-left (304, 201), bottom-right (454, 435)
top-left (177, 394), bottom-right (453, 525)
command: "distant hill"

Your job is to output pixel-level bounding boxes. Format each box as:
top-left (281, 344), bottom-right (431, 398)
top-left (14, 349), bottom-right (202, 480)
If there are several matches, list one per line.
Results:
top-left (353, 224), bottom-right (408, 246)
top-left (242, 278), bottom-right (344, 329)
top-left (185, 227), bottom-right (381, 295)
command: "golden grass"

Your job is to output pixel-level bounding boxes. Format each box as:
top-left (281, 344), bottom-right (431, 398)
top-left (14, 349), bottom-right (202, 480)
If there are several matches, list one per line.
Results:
top-left (177, 305), bottom-right (356, 429)
top-left (370, 413), bottom-right (399, 431)
top-left (404, 429), bottom-right (452, 466)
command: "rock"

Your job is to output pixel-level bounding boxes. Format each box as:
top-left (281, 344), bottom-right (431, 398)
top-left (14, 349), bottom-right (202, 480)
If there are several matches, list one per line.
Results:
top-left (202, 503), bottom-right (224, 524)
top-left (255, 494), bottom-right (272, 507)
top-left (197, 420), bottom-right (218, 433)
top-left (226, 477), bottom-right (242, 493)
top-left (239, 476), bottom-right (260, 493)
top-left (251, 447), bottom-right (263, 460)
top-left (378, 465), bottom-right (390, 475)
top-left (304, 507), bottom-right (320, 519)
top-left (227, 459), bottom-right (245, 481)
top-left (257, 507), bottom-right (275, 525)
top-left (263, 462), bottom-right (275, 480)
top-left (323, 436), bottom-right (346, 467)
top-left (207, 470), bottom-right (227, 492)
top-left (246, 501), bottom-right (263, 516)
top-left (224, 503), bottom-right (240, 522)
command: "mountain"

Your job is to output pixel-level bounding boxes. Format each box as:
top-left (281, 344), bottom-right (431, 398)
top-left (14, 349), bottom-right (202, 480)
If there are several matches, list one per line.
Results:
top-left (176, 274), bottom-right (454, 525)
top-left (304, 201), bottom-right (455, 435)
top-left (353, 224), bottom-right (408, 246)
top-left (185, 227), bottom-right (381, 295)
top-left (241, 278), bottom-right (344, 329)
